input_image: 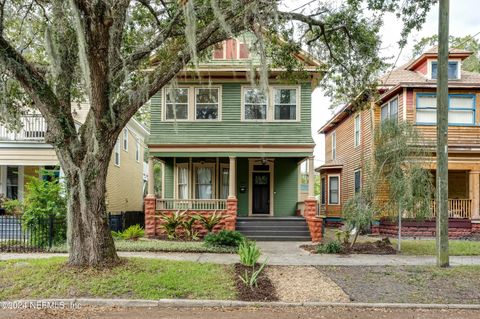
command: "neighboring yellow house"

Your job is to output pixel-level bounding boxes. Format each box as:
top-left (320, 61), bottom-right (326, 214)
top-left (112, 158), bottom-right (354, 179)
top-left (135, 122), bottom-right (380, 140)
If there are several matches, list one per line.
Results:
top-left (0, 103), bottom-right (149, 214)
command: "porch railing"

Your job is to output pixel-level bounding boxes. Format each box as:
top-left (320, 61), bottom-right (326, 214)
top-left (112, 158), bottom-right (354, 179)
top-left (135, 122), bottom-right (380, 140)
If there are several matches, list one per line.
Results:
top-left (0, 114), bottom-right (46, 141)
top-left (431, 199), bottom-right (472, 219)
top-left (156, 199), bottom-right (227, 211)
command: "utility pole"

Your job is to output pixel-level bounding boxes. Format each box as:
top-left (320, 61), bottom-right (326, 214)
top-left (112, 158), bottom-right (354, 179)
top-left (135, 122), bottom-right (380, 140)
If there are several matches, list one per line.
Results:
top-left (436, 0), bottom-right (450, 267)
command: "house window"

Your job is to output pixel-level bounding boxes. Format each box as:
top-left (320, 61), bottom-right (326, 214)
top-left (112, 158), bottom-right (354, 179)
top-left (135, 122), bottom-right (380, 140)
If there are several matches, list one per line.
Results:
top-left (220, 165), bottom-right (229, 199)
top-left (331, 131), bottom-right (336, 160)
top-left (212, 39), bottom-right (249, 60)
top-left (354, 170), bottom-right (361, 194)
top-left (42, 166), bottom-right (60, 182)
top-left (416, 93), bottom-right (475, 125)
top-left (354, 114), bottom-right (361, 147)
top-left (114, 139), bottom-right (120, 166)
top-left (195, 88), bottom-right (219, 120)
top-left (6, 166), bottom-right (19, 199)
top-left (328, 175), bottom-right (339, 205)
top-left (194, 164), bottom-right (214, 199)
top-left (381, 97), bottom-right (398, 122)
top-left (135, 139), bottom-right (140, 162)
top-left (321, 177), bottom-right (326, 205)
top-left (123, 128), bottom-right (128, 151)
top-left (243, 88), bottom-right (267, 120)
top-left (177, 164), bottom-right (189, 199)
top-left (165, 88), bottom-right (189, 120)
top-left (431, 61), bottom-right (459, 80)
top-left (274, 88), bottom-right (297, 120)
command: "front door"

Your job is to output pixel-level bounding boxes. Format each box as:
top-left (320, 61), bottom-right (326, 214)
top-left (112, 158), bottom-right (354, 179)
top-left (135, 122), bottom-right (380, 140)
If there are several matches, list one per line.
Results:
top-left (252, 172), bottom-right (270, 214)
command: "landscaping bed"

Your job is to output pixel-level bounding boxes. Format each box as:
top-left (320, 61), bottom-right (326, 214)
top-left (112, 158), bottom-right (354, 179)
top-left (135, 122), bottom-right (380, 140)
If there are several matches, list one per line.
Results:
top-left (302, 238), bottom-right (397, 255)
top-left (319, 265), bottom-right (480, 304)
top-left (234, 264), bottom-right (278, 301)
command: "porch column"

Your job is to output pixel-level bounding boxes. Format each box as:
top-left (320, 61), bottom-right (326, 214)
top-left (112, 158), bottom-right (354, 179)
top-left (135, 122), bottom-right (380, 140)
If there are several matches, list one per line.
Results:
top-left (147, 157), bottom-right (155, 197)
top-left (228, 156), bottom-right (236, 199)
top-left (308, 156), bottom-right (315, 199)
top-left (469, 170), bottom-right (480, 220)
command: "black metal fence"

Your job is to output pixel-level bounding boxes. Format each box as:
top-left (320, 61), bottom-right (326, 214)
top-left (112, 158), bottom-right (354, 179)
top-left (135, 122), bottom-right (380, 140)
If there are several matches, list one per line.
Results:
top-left (0, 215), bottom-right (66, 252)
top-left (108, 211), bottom-right (144, 232)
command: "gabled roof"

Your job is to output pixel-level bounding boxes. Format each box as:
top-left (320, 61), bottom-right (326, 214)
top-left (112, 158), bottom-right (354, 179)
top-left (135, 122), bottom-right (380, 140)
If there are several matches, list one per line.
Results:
top-left (403, 46), bottom-right (472, 71)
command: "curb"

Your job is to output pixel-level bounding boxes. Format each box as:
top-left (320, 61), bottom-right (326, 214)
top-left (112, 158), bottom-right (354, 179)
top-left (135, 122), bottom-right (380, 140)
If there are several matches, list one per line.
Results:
top-left (3, 298), bottom-right (480, 310)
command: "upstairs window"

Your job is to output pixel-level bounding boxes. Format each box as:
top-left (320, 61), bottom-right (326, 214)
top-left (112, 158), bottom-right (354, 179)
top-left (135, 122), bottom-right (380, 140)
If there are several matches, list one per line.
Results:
top-left (274, 88), bottom-right (297, 120)
top-left (416, 93), bottom-right (475, 125)
top-left (212, 39), bottom-right (249, 60)
top-left (165, 88), bottom-right (189, 120)
top-left (381, 97), bottom-right (398, 122)
top-left (331, 131), bottom-right (337, 160)
top-left (431, 61), bottom-right (459, 80)
top-left (243, 88), bottom-right (267, 120)
top-left (354, 114), bottom-right (361, 147)
top-left (123, 128), bottom-right (128, 151)
top-left (114, 139), bottom-right (121, 166)
top-left (195, 88), bottom-right (219, 120)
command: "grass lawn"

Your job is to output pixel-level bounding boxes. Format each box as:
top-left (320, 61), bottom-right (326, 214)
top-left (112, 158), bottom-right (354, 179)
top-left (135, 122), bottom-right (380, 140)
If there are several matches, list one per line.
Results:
top-left (392, 239), bottom-right (480, 256)
top-left (48, 239), bottom-right (236, 254)
top-left (0, 257), bottom-right (236, 300)
top-left (321, 265), bottom-right (480, 304)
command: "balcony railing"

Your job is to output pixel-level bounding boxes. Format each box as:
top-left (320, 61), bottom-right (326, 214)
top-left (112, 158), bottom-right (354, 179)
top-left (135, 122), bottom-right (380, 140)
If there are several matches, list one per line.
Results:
top-left (431, 199), bottom-right (472, 219)
top-left (0, 115), bottom-right (46, 141)
top-left (156, 199), bottom-right (227, 211)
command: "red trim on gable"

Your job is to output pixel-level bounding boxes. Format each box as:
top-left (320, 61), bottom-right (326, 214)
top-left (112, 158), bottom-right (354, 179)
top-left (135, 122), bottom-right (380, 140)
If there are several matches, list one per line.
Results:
top-left (415, 59), bottom-right (428, 75)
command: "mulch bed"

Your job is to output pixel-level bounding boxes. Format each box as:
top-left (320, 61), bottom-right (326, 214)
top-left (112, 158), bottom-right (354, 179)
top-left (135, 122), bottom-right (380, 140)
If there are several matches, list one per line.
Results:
top-left (301, 238), bottom-right (397, 255)
top-left (234, 264), bottom-right (278, 302)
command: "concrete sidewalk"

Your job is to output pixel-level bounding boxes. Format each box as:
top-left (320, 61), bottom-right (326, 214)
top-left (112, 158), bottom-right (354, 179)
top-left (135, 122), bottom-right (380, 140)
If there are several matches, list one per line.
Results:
top-left (2, 242), bottom-right (480, 266)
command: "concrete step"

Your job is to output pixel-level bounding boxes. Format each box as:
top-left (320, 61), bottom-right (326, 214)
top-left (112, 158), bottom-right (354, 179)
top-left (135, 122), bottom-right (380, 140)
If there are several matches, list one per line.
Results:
top-left (242, 235), bottom-right (311, 241)
top-left (236, 225), bottom-right (309, 232)
top-left (236, 217), bottom-right (311, 241)
top-left (239, 230), bottom-right (311, 237)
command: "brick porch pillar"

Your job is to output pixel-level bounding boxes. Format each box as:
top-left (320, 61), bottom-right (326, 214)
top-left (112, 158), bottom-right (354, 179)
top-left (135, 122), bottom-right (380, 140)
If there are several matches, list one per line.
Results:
top-left (304, 199), bottom-right (323, 242)
top-left (144, 195), bottom-right (156, 238)
top-left (225, 198), bottom-right (238, 231)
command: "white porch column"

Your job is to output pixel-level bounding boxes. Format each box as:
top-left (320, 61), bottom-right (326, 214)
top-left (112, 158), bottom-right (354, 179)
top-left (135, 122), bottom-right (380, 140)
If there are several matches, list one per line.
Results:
top-left (228, 156), bottom-right (236, 199)
top-left (147, 157), bottom-right (155, 197)
top-left (469, 170), bottom-right (480, 220)
top-left (308, 156), bottom-right (315, 199)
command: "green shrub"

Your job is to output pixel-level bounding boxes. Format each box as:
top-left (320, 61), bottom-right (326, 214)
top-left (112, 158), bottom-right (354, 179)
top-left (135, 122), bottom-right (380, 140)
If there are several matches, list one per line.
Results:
top-left (194, 212), bottom-right (225, 233)
top-left (316, 240), bottom-right (343, 254)
top-left (182, 217), bottom-right (199, 241)
top-left (3, 199), bottom-right (22, 215)
top-left (160, 211), bottom-right (185, 239)
top-left (204, 230), bottom-right (245, 248)
top-left (239, 259), bottom-right (267, 288)
top-left (121, 225), bottom-right (145, 240)
top-left (22, 171), bottom-right (67, 246)
top-left (238, 241), bottom-right (261, 266)
top-left (111, 230), bottom-right (123, 239)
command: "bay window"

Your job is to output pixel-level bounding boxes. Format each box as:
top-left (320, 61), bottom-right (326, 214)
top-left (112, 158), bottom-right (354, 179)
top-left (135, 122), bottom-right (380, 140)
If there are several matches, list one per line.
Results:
top-left (381, 97), bottom-right (398, 122)
top-left (328, 175), bottom-right (339, 205)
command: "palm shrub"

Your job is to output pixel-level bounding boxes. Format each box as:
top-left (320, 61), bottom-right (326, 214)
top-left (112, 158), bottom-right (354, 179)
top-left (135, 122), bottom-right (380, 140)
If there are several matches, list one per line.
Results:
top-left (121, 225), bottom-right (145, 240)
top-left (204, 230), bottom-right (245, 248)
top-left (160, 211), bottom-right (186, 239)
top-left (182, 217), bottom-right (199, 241)
top-left (194, 212), bottom-right (225, 233)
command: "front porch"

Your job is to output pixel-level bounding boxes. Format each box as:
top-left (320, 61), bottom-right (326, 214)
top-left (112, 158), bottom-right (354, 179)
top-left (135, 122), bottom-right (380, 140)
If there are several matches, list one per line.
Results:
top-left (144, 155), bottom-right (322, 241)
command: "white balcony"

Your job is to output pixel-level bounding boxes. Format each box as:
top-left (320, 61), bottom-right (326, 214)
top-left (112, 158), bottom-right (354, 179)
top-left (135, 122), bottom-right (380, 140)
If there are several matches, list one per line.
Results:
top-left (0, 115), bottom-right (46, 142)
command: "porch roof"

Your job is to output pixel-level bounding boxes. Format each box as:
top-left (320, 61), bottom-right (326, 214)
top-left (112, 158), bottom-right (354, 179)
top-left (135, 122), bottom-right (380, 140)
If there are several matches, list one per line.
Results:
top-left (150, 151), bottom-right (312, 158)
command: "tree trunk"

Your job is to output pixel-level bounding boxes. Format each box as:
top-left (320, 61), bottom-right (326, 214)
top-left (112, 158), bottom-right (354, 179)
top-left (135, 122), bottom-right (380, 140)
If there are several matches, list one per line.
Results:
top-left (59, 140), bottom-right (119, 267)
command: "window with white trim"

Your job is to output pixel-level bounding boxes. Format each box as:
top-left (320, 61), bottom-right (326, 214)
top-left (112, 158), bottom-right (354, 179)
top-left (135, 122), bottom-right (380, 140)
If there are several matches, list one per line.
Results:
top-left (331, 131), bottom-right (337, 160)
top-left (177, 164), bottom-right (189, 199)
top-left (354, 114), bottom-right (361, 147)
top-left (194, 164), bottom-right (215, 199)
top-left (328, 175), bottom-right (339, 205)
top-left (381, 97), bottom-right (398, 122)
top-left (195, 88), bottom-right (219, 120)
top-left (165, 88), bottom-right (189, 120)
top-left (416, 93), bottom-right (475, 125)
top-left (114, 139), bottom-right (120, 166)
top-left (274, 88), bottom-right (297, 120)
top-left (243, 88), bottom-right (268, 120)
top-left (123, 128), bottom-right (128, 151)
top-left (354, 169), bottom-right (361, 194)
top-left (431, 61), bottom-right (459, 80)
top-left (135, 138), bottom-right (140, 162)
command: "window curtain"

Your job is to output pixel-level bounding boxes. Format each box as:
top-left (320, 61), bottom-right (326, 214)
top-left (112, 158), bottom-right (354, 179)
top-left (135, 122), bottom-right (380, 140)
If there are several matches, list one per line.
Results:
top-left (221, 168), bottom-right (229, 199)
top-left (196, 167), bottom-right (213, 199)
top-left (178, 167), bottom-right (189, 199)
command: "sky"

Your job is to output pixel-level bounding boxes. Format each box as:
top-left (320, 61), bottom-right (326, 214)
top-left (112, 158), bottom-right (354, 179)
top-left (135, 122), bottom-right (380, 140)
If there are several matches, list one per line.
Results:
top-left (283, 0), bottom-right (480, 167)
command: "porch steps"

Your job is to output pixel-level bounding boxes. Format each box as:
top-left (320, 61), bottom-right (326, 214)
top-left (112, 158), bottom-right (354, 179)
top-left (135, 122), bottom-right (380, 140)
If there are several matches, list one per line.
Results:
top-left (236, 217), bottom-right (311, 241)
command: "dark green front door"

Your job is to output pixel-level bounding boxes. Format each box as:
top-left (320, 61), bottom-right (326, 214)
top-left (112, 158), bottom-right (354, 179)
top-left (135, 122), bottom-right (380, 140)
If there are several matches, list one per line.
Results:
top-left (252, 172), bottom-right (270, 214)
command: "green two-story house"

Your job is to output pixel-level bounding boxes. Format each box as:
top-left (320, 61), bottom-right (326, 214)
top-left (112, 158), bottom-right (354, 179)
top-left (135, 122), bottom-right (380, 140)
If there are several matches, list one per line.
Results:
top-left (144, 37), bottom-right (323, 241)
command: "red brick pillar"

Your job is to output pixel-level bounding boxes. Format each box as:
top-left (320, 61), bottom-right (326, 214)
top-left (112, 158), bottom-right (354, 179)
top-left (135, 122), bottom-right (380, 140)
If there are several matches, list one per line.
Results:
top-left (472, 221), bottom-right (480, 233)
top-left (144, 195), bottom-right (156, 238)
top-left (304, 199), bottom-right (323, 242)
top-left (225, 198), bottom-right (238, 231)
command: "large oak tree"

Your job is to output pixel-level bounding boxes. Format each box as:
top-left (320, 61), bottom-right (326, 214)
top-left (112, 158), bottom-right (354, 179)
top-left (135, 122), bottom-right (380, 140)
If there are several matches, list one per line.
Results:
top-left (0, 0), bottom-right (435, 266)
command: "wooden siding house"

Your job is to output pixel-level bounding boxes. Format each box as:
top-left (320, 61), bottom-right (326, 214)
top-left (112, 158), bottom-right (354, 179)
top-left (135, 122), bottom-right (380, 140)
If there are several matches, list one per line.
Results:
top-left (317, 47), bottom-right (480, 236)
top-left (144, 37), bottom-right (324, 241)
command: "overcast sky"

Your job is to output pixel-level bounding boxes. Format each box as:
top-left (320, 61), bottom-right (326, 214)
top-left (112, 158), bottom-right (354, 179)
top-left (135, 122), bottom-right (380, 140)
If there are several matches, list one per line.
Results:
top-left (282, 0), bottom-right (480, 166)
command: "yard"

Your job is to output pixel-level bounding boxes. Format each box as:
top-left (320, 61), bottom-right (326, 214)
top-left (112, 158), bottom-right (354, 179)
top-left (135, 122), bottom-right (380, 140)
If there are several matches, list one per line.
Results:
top-left (0, 258), bottom-right (236, 301)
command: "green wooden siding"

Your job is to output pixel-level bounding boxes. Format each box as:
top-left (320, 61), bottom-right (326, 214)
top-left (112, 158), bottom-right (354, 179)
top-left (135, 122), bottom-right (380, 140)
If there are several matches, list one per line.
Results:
top-left (236, 158), bottom-right (249, 217)
top-left (273, 158), bottom-right (299, 217)
top-left (163, 158), bottom-right (174, 198)
top-left (149, 83), bottom-right (314, 146)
